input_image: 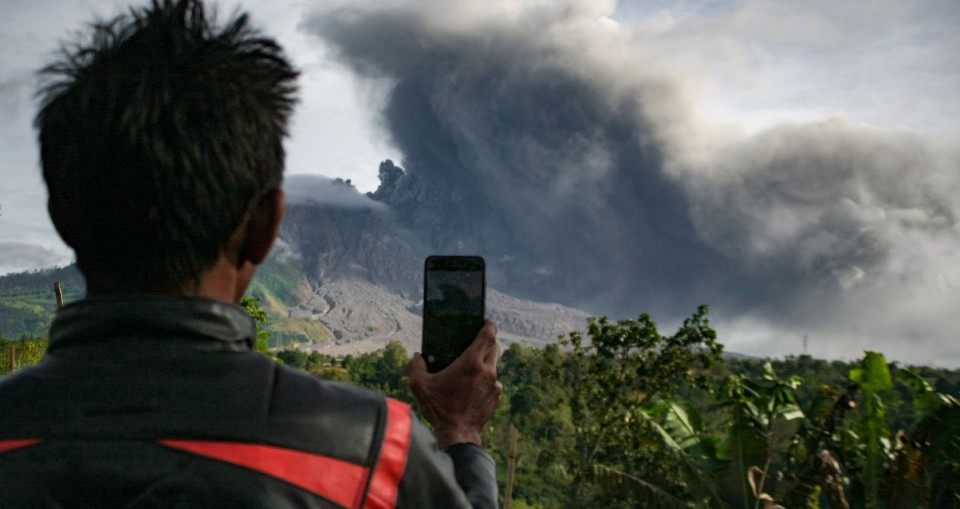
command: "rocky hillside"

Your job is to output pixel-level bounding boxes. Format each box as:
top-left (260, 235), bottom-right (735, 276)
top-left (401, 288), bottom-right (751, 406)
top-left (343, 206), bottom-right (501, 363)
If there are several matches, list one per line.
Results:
top-left (280, 277), bottom-right (589, 357)
top-left (255, 177), bottom-right (591, 354)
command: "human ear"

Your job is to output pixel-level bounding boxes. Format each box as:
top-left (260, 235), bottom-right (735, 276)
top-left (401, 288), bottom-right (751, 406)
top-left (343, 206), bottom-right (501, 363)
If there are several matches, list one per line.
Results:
top-left (241, 188), bottom-right (285, 266)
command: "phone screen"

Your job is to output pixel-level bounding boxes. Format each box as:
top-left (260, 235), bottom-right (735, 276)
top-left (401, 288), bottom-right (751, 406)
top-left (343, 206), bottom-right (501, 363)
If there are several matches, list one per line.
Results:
top-left (422, 256), bottom-right (485, 373)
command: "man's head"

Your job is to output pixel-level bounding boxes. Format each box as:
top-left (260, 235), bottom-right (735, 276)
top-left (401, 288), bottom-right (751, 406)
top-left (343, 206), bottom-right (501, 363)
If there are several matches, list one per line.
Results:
top-left (36, 0), bottom-right (298, 295)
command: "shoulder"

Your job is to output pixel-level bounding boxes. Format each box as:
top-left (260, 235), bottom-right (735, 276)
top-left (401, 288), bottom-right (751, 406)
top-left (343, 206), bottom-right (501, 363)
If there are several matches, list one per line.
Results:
top-left (268, 361), bottom-right (387, 415)
top-left (0, 359), bottom-right (68, 421)
top-left (264, 362), bottom-right (413, 466)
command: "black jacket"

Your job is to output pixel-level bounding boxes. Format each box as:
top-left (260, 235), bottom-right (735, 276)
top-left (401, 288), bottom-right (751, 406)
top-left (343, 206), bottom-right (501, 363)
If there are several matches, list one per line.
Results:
top-left (0, 296), bottom-right (498, 508)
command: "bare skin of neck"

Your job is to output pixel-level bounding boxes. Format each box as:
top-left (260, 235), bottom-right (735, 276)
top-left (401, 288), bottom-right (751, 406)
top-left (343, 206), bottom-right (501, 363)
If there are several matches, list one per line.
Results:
top-left (188, 189), bottom-right (285, 304)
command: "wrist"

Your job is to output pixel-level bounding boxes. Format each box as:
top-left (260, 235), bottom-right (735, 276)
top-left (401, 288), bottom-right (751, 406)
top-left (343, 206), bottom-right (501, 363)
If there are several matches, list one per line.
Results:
top-left (434, 425), bottom-right (483, 448)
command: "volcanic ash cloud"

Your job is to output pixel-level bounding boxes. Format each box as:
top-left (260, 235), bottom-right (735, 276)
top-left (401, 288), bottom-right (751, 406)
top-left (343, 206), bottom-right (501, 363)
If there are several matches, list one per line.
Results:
top-left (303, 0), bottom-right (960, 365)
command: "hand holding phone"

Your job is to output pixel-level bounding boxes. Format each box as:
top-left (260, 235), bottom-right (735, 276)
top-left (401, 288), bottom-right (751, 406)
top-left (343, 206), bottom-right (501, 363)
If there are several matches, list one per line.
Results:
top-left (413, 256), bottom-right (500, 447)
top-left (407, 318), bottom-right (502, 447)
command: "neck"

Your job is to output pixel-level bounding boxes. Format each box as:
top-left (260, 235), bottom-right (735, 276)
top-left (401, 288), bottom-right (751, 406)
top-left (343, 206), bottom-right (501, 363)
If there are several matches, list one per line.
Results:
top-left (188, 256), bottom-right (256, 304)
top-left (85, 256), bottom-right (255, 305)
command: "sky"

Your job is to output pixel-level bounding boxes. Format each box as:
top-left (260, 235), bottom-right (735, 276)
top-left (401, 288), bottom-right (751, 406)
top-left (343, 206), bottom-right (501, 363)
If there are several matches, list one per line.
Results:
top-left (1, 0), bottom-right (958, 366)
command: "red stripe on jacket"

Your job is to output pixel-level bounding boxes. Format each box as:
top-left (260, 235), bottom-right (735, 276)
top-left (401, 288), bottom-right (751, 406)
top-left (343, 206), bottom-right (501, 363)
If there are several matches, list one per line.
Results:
top-left (0, 438), bottom-right (42, 453)
top-left (160, 398), bottom-right (413, 509)
top-left (160, 439), bottom-right (370, 508)
top-left (364, 398), bottom-right (413, 509)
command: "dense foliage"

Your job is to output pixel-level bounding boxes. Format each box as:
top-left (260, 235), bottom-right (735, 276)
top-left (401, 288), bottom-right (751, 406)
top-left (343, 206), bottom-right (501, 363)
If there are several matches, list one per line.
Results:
top-left (241, 295), bottom-right (275, 356)
top-left (273, 308), bottom-right (960, 509)
top-left (2, 303), bottom-right (958, 508)
top-left (0, 334), bottom-right (47, 374)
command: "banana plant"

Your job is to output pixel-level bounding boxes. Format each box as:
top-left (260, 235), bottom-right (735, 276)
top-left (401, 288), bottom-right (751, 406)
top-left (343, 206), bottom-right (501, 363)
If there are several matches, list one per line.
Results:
top-left (848, 351), bottom-right (894, 509)
top-left (886, 367), bottom-right (960, 508)
top-left (641, 399), bottom-right (730, 507)
top-left (573, 351), bottom-right (959, 509)
top-left (712, 364), bottom-right (804, 509)
top-left (779, 383), bottom-right (856, 509)
top-left (628, 364), bottom-right (805, 509)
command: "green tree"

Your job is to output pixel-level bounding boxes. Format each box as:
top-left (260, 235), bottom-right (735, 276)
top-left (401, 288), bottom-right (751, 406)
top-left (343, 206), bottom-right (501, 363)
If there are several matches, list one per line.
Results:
top-left (494, 343), bottom-right (575, 507)
top-left (543, 306), bottom-right (724, 507)
top-left (241, 295), bottom-right (273, 356)
top-left (343, 341), bottom-right (413, 402)
top-left (275, 349), bottom-right (351, 381)
top-left (0, 334), bottom-right (48, 375)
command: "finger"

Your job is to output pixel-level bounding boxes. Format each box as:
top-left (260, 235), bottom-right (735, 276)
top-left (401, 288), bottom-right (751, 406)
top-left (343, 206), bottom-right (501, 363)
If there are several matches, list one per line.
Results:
top-left (483, 336), bottom-right (501, 366)
top-left (464, 319), bottom-right (497, 360)
top-left (445, 320), bottom-right (497, 373)
top-left (405, 352), bottom-right (429, 381)
top-left (478, 319), bottom-right (500, 364)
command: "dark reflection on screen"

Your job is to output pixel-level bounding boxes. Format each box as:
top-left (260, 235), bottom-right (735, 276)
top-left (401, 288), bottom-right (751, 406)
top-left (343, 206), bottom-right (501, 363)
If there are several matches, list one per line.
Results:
top-left (423, 270), bottom-right (484, 371)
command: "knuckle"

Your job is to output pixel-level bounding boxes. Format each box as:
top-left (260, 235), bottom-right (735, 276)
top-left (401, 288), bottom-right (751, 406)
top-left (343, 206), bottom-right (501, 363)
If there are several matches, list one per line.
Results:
top-left (409, 377), bottom-right (426, 392)
top-left (480, 368), bottom-right (499, 386)
top-left (481, 322), bottom-right (497, 340)
top-left (463, 358), bottom-right (481, 376)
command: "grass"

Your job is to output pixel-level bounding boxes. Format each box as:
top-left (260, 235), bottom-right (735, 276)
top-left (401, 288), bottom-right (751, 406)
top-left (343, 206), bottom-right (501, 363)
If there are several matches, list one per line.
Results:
top-left (248, 254), bottom-right (334, 346)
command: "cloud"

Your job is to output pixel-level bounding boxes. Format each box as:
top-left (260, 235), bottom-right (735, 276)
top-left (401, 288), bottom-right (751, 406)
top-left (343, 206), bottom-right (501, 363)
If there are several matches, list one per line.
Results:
top-left (269, 237), bottom-right (301, 265)
top-left (686, 120), bottom-right (960, 364)
top-left (0, 241), bottom-right (72, 275)
top-left (303, 0), bottom-right (960, 365)
top-left (617, 0), bottom-right (960, 138)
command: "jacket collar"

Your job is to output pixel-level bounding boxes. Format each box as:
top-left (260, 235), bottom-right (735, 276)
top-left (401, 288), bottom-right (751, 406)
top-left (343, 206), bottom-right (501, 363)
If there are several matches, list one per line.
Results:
top-left (49, 295), bottom-right (256, 352)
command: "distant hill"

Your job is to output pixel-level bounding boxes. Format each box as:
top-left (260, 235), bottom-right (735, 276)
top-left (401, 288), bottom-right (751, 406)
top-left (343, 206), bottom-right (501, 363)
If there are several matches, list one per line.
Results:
top-left (0, 265), bottom-right (84, 338)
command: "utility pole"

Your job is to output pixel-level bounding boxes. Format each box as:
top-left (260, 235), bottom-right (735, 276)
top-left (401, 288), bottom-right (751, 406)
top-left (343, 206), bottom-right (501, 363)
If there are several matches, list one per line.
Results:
top-left (803, 335), bottom-right (808, 356)
top-left (54, 282), bottom-right (64, 310)
top-left (504, 425), bottom-right (519, 509)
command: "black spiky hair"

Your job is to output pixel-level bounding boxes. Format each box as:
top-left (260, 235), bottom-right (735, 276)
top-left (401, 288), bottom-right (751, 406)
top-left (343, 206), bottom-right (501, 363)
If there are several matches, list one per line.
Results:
top-left (36, 0), bottom-right (298, 293)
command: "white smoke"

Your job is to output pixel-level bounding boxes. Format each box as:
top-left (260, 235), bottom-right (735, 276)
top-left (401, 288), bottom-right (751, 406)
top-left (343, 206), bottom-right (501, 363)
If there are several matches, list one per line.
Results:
top-left (283, 174), bottom-right (387, 210)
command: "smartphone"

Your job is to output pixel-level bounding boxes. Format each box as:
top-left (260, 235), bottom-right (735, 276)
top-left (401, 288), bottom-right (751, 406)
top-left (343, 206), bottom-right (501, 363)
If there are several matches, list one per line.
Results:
top-left (422, 255), bottom-right (486, 373)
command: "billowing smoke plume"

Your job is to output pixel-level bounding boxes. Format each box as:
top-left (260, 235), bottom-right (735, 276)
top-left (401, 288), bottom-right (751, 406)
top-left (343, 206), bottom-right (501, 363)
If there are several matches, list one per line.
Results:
top-left (303, 1), bottom-right (960, 365)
